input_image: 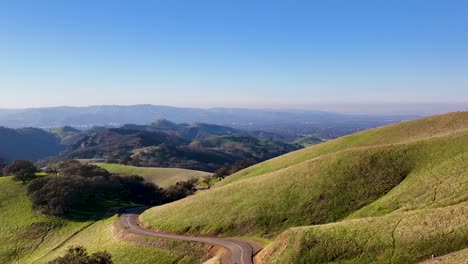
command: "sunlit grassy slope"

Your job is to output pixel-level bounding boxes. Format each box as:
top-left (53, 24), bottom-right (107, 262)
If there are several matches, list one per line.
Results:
top-left (419, 248), bottom-right (468, 264)
top-left (258, 201), bottom-right (468, 264)
top-left (216, 111), bottom-right (468, 187)
top-left (0, 177), bottom-right (208, 264)
top-left (96, 163), bottom-right (211, 188)
top-left (140, 111), bottom-right (468, 263)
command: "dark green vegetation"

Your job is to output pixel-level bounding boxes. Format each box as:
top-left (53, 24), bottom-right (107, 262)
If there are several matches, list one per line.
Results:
top-left (0, 176), bottom-right (209, 264)
top-left (4, 160), bottom-right (37, 183)
top-left (27, 161), bottom-right (197, 218)
top-left (49, 246), bottom-right (112, 264)
top-left (213, 159), bottom-right (257, 179)
top-left (141, 111), bottom-right (468, 263)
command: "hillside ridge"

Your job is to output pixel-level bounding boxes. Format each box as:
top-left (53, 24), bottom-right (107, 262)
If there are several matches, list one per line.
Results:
top-left (139, 111), bottom-right (468, 263)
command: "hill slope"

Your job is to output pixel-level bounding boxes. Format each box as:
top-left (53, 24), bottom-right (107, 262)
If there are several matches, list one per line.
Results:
top-left (0, 127), bottom-right (64, 162)
top-left (58, 127), bottom-right (297, 172)
top-left (140, 111), bottom-right (468, 263)
top-left (96, 163), bottom-right (211, 188)
top-left (0, 176), bottom-right (208, 264)
top-left (216, 111), bottom-right (468, 187)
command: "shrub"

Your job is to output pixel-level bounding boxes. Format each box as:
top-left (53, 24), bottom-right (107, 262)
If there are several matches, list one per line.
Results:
top-left (62, 163), bottom-right (111, 178)
top-left (27, 162), bottom-right (164, 216)
top-left (163, 178), bottom-right (198, 203)
top-left (27, 161), bottom-right (198, 217)
top-left (214, 158), bottom-right (257, 179)
top-left (4, 160), bottom-right (37, 183)
top-left (49, 245), bottom-right (112, 264)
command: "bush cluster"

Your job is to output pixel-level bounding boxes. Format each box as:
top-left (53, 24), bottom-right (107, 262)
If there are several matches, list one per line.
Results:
top-left (49, 246), bottom-right (112, 264)
top-left (27, 160), bottom-right (197, 217)
top-left (213, 158), bottom-right (257, 179)
top-left (3, 160), bottom-right (37, 183)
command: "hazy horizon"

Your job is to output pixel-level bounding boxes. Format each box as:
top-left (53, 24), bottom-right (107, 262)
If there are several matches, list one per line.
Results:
top-left (0, 102), bottom-right (467, 116)
top-left (1, 1), bottom-right (468, 110)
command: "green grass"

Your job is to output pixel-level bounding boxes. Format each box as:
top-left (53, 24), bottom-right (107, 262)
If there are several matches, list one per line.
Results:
top-left (95, 163), bottom-right (211, 188)
top-left (216, 111), bottom-right (468, 188)
top-left (140, 130), bottom-right (468, 236)
top-left (139, 111), bottom-right (468, 263)
top-left (38, 216), bottom-right (209, 264)
top-left (258, 201), bottom-right (468, 264)
top-left (0, 177), bottom-right (209, 264)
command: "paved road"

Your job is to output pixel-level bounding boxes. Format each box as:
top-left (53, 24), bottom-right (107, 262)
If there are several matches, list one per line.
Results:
top-left (118, 208), bottom-right (255, 264)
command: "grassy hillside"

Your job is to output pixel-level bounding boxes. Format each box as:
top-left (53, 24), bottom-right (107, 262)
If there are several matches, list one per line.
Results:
top-left (140, 111), bottom-right (468, 263)
top-left (216, 111), bottom-right (468, 187)
top-left (96, 163), bottom-right (211, 188)
top-left (141, 131), bottom-right (468, 235)
top-left (0, 177), bottom-right (208, 264)
top-left (258, 201), bottom-right (468, 264)
top-left (419, 248), bottom-right (468, 264)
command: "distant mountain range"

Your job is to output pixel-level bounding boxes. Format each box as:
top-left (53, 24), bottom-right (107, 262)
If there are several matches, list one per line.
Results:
top-left (0, 105), bottom-right (421, 170)
top-left (55, 120), bottom-right (298, 171)
top-left (0, 104), bottom-right (418, 130)
top-left (0, 120), bottom-right (298, 171)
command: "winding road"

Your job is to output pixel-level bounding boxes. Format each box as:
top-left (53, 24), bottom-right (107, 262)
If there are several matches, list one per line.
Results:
top-left (118, 208), bottom-right (258, 264)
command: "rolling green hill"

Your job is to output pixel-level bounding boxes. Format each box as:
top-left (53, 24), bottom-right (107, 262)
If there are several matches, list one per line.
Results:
top-left (258, 201), bottom-right (467, 264)
top-left (95, 163), bottom-right (211, 188)
top-left (140, 111), bottom-right (468, 263)
top-left (0, 176), bottom-right (208, 264)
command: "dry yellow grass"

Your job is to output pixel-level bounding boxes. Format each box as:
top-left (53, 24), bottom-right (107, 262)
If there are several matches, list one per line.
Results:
top-left (96, 163), bottom-right (211, 188)
top-left (418, 248), bottom-right (468, 264)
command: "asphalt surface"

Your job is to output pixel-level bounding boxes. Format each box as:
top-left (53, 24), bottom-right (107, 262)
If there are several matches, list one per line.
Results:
top-left (118, 208), bottom-right (255, 264)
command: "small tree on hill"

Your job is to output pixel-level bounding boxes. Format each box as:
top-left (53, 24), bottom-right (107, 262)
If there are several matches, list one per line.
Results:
top-left (214, 166), bottom-right (230, 179)
top-left (163, 178), bottom-right (198, 202)
top-left (4, 160), bottom-right (37, 183)
top-left (49, 245), bottom-right (113, 264)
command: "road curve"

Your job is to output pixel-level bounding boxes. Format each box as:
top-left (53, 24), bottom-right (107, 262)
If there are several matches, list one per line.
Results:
top-left (118, 208), bottom-right (255, 264)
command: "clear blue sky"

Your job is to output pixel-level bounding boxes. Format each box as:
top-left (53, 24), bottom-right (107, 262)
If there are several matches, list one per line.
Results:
top-left (1, 0), bottom-right (467, 111)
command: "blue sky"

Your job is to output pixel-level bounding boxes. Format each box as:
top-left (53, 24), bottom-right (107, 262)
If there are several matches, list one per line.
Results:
top-left (0, 0), bottom-right (467, 112)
